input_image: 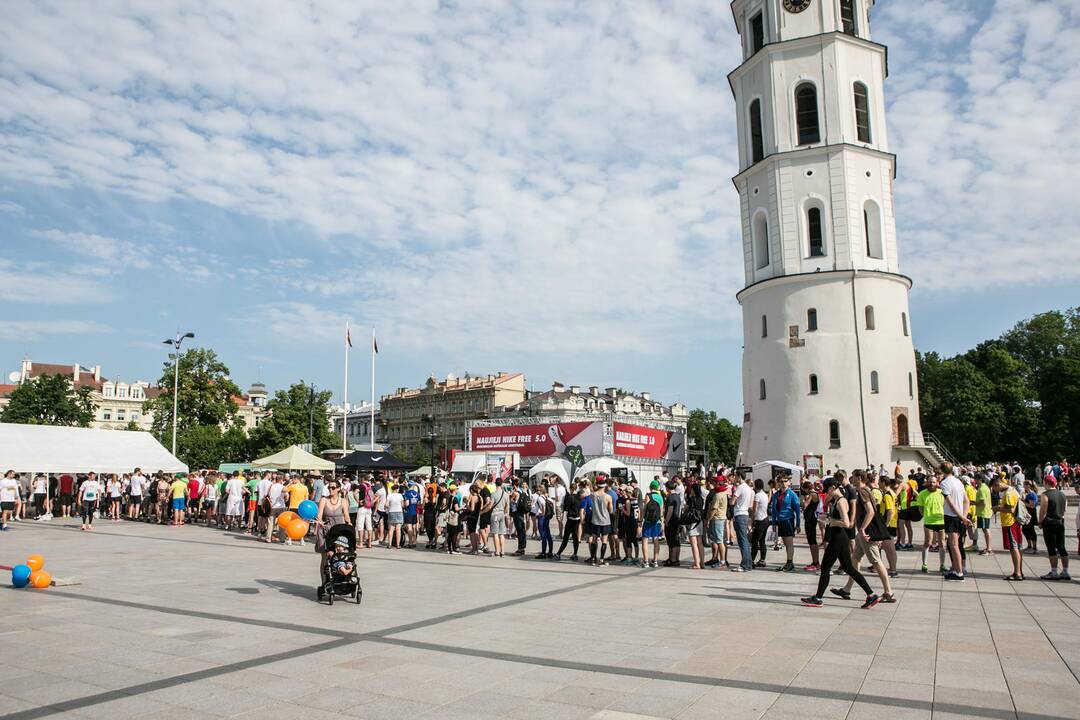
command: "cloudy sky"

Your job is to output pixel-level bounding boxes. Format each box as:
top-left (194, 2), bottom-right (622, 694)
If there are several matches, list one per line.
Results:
top-left (1, 0), bottom-right (1078, 421)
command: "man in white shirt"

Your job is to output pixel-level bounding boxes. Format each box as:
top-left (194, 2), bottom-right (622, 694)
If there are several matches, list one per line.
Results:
top-left (731, 474), bottom-right (755, 572)
top-left (128, 468), bottom-right (146, 520)
top-left (939, 463), bottom-right (971, 581)
top-left (256, 473), bottom-right (273, 535)
top-left (0, 471), bottom-right (20, 530)
top-left (265, 476), bottom-right (287, 543)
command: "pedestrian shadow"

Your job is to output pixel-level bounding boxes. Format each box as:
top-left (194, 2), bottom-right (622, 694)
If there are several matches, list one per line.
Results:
top-left (704, 585), bottom-right (805, 598)
top-left (225, 587), bottom-right (260, 595)
top-left (680, 591), bottom-right (799, 607)
top-left (254, 578), bottom-right (315, 600)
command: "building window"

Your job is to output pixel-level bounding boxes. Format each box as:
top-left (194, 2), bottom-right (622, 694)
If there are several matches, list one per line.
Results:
top-left (759, 379), bottom-right (767, 400)
top-left (808, 206), bottom-right (824, 257)
top-left (809, 374), bottom-right (819, 394)
top-left (750, 12), bottom-right (764, 54)
top-left (908, 371), bottom-right (914, 398)
top-left (829, 420), bottom-right (841, 448)
top-left (853, 82), bottom-right (871, 143)
top-left (103, 387), bottom-right (113, 397)
top-left (103, 410), bottom-right (111, 421)
top-left (902, 312), bottom-right (909, 336)
top-left (131, 412), bottom-right (139, 421)
top-left (865, 305), bottom-right (876, 330)
top-left (807, 308), bottom-right (818, 331)
top-left (870, 370), bottom-right (880, 393)
top-left (840, 0), bottom-right (857, 36)
top-left (117, 410), bottom-right (125, 421)
top-left (761, 314), bottom-right (768, 338)
top-left (753, 212), bottom-right (770, 269)
top-left (864, 199), bottom-right (883, 258)
top-left (749, 99), bottom-right (764, 163)
top-left (795, 82), bottom-right (820, 145)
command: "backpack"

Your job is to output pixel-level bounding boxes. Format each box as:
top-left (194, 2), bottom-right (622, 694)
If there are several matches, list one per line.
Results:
top-left (1013, 490), bottom-right (1031, 525)
top-left (680, 491), bottom-right (703, 526)
top-left (643, 495), bottom-right (661, 524)
top-left (516, 489), bottom-right (531, 515)
top-left (543, 496), bottom-right (554, 520)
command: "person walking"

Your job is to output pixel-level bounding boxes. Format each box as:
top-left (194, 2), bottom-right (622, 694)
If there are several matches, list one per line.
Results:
top-left (832, 471), bottom-right (895, 603)
top-left (801, 480), bottom-right (822, 571)
top-left (1038, 477), bottom-right (1070, 580)
top-left (315, 481), bottom-right (351, 571)
top-left (802, 480), bottom-right (880, 609)
top-left (554, 483), bottom-right (583, 561)
top-left (78, 472), bottom-right (102, 532)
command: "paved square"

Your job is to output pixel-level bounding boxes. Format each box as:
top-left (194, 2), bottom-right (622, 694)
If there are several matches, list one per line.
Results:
top-left (2, 519), bottom-right (1079, 720)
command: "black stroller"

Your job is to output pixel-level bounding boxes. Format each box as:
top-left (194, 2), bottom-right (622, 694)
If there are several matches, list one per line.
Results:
top-left (316, 523), bottom-right (362, 605)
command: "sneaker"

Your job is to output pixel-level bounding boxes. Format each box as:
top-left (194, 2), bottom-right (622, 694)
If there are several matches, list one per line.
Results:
top-left (829, 588), bottom-right (851, 600)
top-left (753, 560), bottom-right (767, 568)
top-left (730, 566), bottom-right (745, 572)
top-left (650, 561), bottom-right (658, 568)
top-left (881, 593), bottom-right (898, 603)
top-left (861, 594), bottom-right (881, 609)
top-left (887, 570), bottom-right (899, 578)
top-left (920, 564), bottom-right (928, 573)
top-left (978, 549), bottom-right (990, 556)
top-left (939, 565), bottom-right (947, 573)
top-left (781, 562), bottom-right (795, 572)
top-left (801, 596), bottom-right (823, 607)
top-left (639, 562), bottom-right (648, 568)
top-left (552, 554), bottom-right (562, 561)
top-left (943, 572), bottom-right (965, 581)
top-left (803, 563), bottom-right (820, 571)
top-left (1040, 571), bottom-right (1060, 581)
top-left (1060, 572), bottom-right (1072, 581)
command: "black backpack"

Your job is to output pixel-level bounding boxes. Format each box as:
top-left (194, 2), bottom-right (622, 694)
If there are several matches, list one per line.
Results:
top-left (543, 496), bottom-right (554, 520)
top-left (516, 489), bottom-right (531, 515)
top-left (680, 491), bottom-right (703, 526)
top-left (643, 496), bottom-right (661, 524)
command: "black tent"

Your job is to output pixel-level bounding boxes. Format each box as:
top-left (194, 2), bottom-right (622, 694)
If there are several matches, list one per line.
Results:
top-left (336, 450), bottom-right (416, 472)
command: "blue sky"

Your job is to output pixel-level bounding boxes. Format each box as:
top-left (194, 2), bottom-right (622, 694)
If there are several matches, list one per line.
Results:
top-left (2, 0), bottom-right (1078, 422)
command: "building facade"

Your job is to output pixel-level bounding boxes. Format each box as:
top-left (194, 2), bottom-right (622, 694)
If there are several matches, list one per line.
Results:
top-left (380, 372), bottom-right (526, 460)
top-left (330, 402), bottom-right (384, 449)
top-left (729, 0), bottom-right (936, 470)
top-left (498, 382), bottom-right (689, 424)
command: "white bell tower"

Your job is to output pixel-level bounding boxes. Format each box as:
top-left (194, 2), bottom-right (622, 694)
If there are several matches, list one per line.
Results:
top-left (729, 0), bottom-right (927, 470)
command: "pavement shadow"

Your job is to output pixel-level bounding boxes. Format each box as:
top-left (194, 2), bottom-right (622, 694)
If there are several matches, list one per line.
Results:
top-left (225, 587), bottom-right (260, 595)
top-left (704, 585), bottom-right (805, 598)
top-left (681, 591), bottom-right (800, 607)
top-left (255, 578), bottom-right (316, 600)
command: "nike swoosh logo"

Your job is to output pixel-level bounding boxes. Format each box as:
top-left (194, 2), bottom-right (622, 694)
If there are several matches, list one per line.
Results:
top-left (372, 456), bottom-right (383, 461)
top-left (672, 442), bottom-right (682, 453)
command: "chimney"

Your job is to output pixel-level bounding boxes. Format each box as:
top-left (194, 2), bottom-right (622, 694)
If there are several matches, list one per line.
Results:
top-left (94, 365), bottom-right (101, 382)
top-left (73, 364), bottom-right (79, 383)
top-left (21, 358), bottom-right (31, 383)
top-left (570, 385), bottom-right (580, 394)
top-left (606, 387), bottom-right (618, 397)
top-left (552, 381), bottom-right (564, 392)
top-left (641, 391), bottom-right (650, 401)
top-left (589, 386), bottom-right (598, 397)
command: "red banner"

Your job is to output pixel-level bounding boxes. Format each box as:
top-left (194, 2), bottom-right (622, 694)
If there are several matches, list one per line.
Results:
top-left (469, 421), bottom-right (603, 456)
top-left (613, 422), bottom-right (685, 460)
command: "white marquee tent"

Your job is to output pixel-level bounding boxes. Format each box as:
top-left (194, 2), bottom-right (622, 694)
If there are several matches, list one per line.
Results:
top-left (528, 458), bottom-right (573, 485)
top-left (573, 457), bottom-right (629, 479)
top-left (251, 445), bottom-right (335, 472)
top-left (0, 422), bottom-right (188, 474)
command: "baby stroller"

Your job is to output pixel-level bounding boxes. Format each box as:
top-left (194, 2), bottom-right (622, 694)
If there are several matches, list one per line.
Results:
top-left (316, 523), bottom-right (362, 605)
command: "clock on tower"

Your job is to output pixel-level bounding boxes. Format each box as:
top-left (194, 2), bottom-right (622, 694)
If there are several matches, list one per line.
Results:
top-left (783, 0), bottom-right (812, 13)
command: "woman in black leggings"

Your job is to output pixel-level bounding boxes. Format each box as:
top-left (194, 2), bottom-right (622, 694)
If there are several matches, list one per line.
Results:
top-left (802, 483), bottom-right (880, 609)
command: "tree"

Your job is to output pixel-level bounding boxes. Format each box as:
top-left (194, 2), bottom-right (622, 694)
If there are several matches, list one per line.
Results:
top-left (917, 353), bottom-right (1005, 462)
top-left (144, 347), bottom-right (242, 442)
top-left (122, 421), bottom-right (144, 431)
top-left (246, 382), bottom-right (338, 458)
top-left (0, 374), bottom-right (95, 427)
top-left (686, 409), bottom-right (741, 466)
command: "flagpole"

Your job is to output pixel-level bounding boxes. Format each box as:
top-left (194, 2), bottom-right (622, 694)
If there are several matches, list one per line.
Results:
top-left (370, 326), bottom-right (376, 451)
top-left (343, 322), bottom-right (349, 453)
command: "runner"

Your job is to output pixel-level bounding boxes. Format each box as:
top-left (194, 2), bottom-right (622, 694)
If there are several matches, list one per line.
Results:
top-left (78, 472), bottom-right (102, 531)
top-left (995, 476), bottom-right (1024, 581)
top-left (169, 473), bottom-right (188, 526)
top-left (802, 479), bottom-right (880, 609)
top-left (916, 475), bottom-right (945, 574)
top-left (1038, 477), bottom-right (1070, 581)
top-left (640, 479), bottom-right (664, 568)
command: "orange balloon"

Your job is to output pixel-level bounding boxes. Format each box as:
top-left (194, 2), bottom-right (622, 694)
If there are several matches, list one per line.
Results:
top-left (277, 511), bottom-right (298, 528)
top-left (26, 555), bottom-right (45, 572)
top-left (286, 518), bottom-right (309, 541)
top-left (30, 570), bottom-right (52, 589)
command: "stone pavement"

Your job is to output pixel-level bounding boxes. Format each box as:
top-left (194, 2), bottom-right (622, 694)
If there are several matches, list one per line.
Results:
top-left (2, 518), bottom-right (1080, 720)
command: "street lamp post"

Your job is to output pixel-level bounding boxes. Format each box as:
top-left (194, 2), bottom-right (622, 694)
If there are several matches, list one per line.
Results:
top-left (162, 331), bottom-right (195, 456)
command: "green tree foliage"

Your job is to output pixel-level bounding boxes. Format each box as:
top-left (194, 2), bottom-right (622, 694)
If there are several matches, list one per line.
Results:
top-left (917, 307), bottom-right (1080, 465)
top-left (246, 382), bottom-right (339, 458)
top-left (686, 409), bottom-right (741, 465)
top-left (144, 347), bottom-right (241, 439)
top-left (0, 374), bottom-right (95, 427)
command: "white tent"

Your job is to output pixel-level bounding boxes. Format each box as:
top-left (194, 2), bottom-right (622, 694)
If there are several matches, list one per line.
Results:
top-left (752, 460), bottom-right (805, 483)
top-left (407, 465), bottom-right (433, 478)
top-left (0, 422), bottom-right (187, 474)
top-left (251, 445), bottom-right (335, 471)
top-left (450, 453), bottom-right (486, 475)
top-left (528, 458), bottom-right (573, 485)
top-left (573, 457), bottom-right (629, 479)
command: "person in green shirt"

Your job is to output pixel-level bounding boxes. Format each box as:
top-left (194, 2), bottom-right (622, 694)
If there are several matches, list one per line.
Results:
top-left (917, 474), bottom-right (945, 574)
top-left (973, 475), bottom-right (993, 555)
top-left (244, 474), bottom-right (259, 533)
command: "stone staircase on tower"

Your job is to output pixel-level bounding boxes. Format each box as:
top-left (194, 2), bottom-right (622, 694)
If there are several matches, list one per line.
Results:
top-left (898, 431), bottom-right (956, 470)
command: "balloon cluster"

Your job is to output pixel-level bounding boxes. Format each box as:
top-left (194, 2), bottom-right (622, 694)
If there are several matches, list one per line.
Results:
top-left (276, 499), bottom-right (317, 541)
top-left (10, 554), bottom-right (51, 589)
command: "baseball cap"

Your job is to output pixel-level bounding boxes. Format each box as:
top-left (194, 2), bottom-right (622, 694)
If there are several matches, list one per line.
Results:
top-left (650, 480), bottom-right (661, 490)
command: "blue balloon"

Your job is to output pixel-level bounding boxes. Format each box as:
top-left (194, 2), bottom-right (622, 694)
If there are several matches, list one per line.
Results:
top-left (297, 499), bottom-right (318, 521)
top-left (11, 564), bottom-right (31, 588)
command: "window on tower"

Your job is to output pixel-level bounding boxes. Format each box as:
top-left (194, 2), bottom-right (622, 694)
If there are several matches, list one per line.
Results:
top-left (807, 308), bottom-right (818, 331)
top-left (809, 374), bottom-right (819, 394)
top-left (863, 199), bottom-right (883, 258)
top-left (829, 420), bottom-right (841, 448)
top-left (865, 305), bottom-right (876, 330)
top-left (870, 370), bottom-right (880, 394)
top-left (749, 99), bottom-right (765, 163)
top-left (854, 82), bottom-right (872, 143)
top-left (807, 206), bottom-right (825, 257)
top-left (760, 379), bottom-right (767, 400)
top-left (908, 371), bottom-right (914, 398)
top-left (902, 312), bottom-right (909, 336)
top-left (753, 212), bottom-right (770, 269)
top-left (795, 83), bottom-right (820, 145)
top-left (750, 12), bottom-right (764, 54)
top-left (840, 0), bottom-right (857, 36)
top-left (761, 314), bottom-right (768, 338)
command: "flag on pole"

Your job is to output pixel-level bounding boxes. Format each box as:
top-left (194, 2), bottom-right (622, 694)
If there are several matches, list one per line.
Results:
top-left (345, 323), bottom-right (352, 348)
top-left (373, 334), bottom-right (378, 354)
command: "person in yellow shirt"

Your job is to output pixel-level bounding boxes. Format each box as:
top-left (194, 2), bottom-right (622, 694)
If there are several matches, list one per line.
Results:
top-left (994, 477), bottom-right (1023, 580)
top-left (285, 476), bottom-right (309, 510)
top-left (973, 474), bottom-right (993, 555)
top-left (169, 474), bottom-right (189, 526)
top-left (880, 478), bottom-right (898, 576)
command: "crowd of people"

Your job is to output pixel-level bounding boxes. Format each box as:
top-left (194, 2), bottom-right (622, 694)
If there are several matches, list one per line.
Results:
top-left (2, 459), bottom-right (1076, 608)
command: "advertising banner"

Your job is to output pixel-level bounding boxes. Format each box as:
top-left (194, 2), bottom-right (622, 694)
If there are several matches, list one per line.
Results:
top-left (613, 422), bottom-right (685, 461)
top-left (469, 421), bottom-right (603, 457)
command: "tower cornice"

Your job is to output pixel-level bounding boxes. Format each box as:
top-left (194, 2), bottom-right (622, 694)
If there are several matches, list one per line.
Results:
top-left (727, 31), bottom-right (888, 97)
top-left (735, 268), bottom-right (913, 302)
top-left (730, 142), bottom-right (897, 187)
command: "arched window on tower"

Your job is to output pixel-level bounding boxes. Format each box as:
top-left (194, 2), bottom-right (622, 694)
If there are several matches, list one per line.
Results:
top-left (759, 378), bottom-right (767, 400)
top-left (865, 305), bottom-right (876, 330)
top-left (807, 308), bottom-right (818, 331)
top-left (864, 199), bottom-right (883, 258)
top-left (829, 420), bottom-right (841, 448)
top-left (840, 0), bottom-right (857, 36)
top-left (807, 206), bottom-right (825, 257)
top-left (795, 83), bottom-right (820, 146)
top-left (908, 371), bottom-right (914, 398)
top-left (902, 312), bottom-right (909, 336)
top-left (761, 314), bottom-right (768, 338)
top-left (749, 99), bottom-right (765, 163)
top-left (809, 374), bottom-right (819, 394)
top-left (853, 82), bottom-right (872, 143)
top-left (870, 370), bottom-right (880, 394)
top-left (753, 212), bottom-right (770, 269)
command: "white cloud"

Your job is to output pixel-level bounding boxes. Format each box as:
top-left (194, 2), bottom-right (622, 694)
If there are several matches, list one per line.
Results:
top-left (0, 200), bottom-right (24, 214)
top-left (0, 319), bottom-right (108, 340)
top-left (35, 228), bottom-right (151, 269)
top-left (0, 260), bottom-right (110, 304)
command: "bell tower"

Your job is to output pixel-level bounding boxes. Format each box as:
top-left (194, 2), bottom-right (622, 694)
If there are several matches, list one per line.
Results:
top-left (729, 0), bottom-right (928, 470)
